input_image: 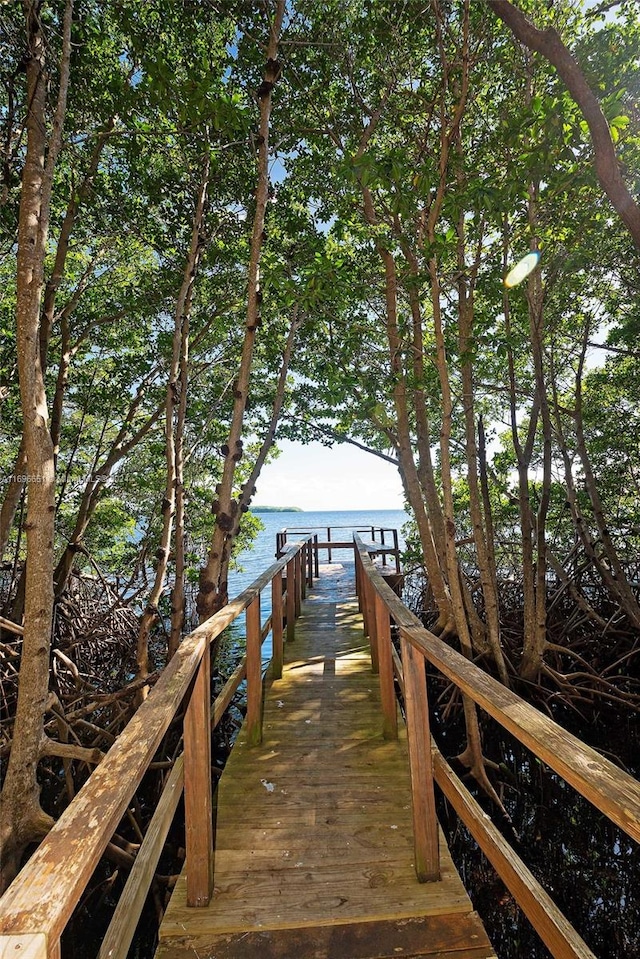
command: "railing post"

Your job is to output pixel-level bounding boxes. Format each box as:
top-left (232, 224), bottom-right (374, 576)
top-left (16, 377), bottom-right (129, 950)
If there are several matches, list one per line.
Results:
top-left (393, 528), bottom-right (400, 573)
top-left (300, 545), bottom-right (307, 601)
top-left (286, 557), bottom-right (296, 642)
top-left (374, 590), bottom-right (398, 740)
top-left (327, 526), bottom-right (332, 562)
top-left (400, 627), bottom-right (440, 882)
top-left (246, 595), bottom-right (263, 746)
top-left (360, 559), bottom-right (370, 632)
top-left (272, 572), bottom-right (284, 680)
top-left (362, 569), bottom-right (380, 673)
top-left (307, 541), bottom-right (313, 587)
top-left (294, 549), bottom-right (302, 618)
top-left (184, 644), bottom-right (213, 906)
top-left (314, 534), bottom-right (319, 577)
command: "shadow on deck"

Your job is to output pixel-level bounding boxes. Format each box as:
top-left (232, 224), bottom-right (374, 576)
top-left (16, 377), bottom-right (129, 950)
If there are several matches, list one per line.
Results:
top-left (156, 563), bottom-right (496, 959)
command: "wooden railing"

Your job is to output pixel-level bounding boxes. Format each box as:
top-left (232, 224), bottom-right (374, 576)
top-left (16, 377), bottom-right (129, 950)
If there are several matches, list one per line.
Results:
top-left (354, 534), bottom-right (640, 959)
top-left (277, 524), bottom-right (401, 573)
top-left (0, 537), bottom-right (313, 959)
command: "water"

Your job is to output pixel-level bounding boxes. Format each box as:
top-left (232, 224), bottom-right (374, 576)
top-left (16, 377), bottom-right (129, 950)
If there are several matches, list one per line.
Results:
top-left (230, 508), bottom-right (410, 589)
top-left (224, 508), bottom-right (409, 660)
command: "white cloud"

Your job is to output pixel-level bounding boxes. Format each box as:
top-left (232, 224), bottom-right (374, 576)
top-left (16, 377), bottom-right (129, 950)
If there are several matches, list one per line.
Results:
top-left (254, 440), bottom-right (404, 510)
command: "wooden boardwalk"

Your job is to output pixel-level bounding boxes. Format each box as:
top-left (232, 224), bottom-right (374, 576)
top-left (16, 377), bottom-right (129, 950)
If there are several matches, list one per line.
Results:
top-left (156, 563), bottom-right (496, 959)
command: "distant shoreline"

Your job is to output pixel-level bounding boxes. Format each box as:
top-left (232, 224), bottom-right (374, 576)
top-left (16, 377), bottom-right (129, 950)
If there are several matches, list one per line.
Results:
top-left (251, 506), bottom-right (303, 513)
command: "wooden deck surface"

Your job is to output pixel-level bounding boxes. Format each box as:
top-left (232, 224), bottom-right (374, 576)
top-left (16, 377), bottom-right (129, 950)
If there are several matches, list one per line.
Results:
top-left (156, 563), bottom-right (496, 959)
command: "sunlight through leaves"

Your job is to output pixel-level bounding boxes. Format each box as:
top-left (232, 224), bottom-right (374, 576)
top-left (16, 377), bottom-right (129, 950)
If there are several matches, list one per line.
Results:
top-left (504, 251), bottom-right (540, 288)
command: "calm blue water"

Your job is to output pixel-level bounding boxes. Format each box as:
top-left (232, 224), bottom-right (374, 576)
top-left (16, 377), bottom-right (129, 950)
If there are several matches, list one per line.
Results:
top-left (229, 508), bottom-right (409, 593)
top-left (225, 508), bottom-right (410, 659)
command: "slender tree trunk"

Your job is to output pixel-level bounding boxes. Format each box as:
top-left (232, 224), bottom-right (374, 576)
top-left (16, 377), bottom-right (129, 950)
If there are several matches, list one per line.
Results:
top-left (197, 0), bottom-right (285, 621)
top-left (0, 123), bottom-right (112, 554)
top-left (550, 332), bottom-right (640, 630)
top-left (168, 343), bottom-right (188, 657)
top-left (39, 118), bottom-right (114, 371)
top-left (502, 218), bottom-right (540, 676)
top-left (236, 306), bottom-right (301, 520)
top-left (0, 0), bottom-right (73, 891)
top-left (402, 245), bottom-right (447, 566)
top-left (457, 250), bottom-right (508, 683)
top-left (477, 415), bottom-right (500, 613)
top-left (519, 184), bottom-right (552, 681)
top-left (137, 159), bottom-right (209, 684)
top-left (428, 254), bottom-right (477, 656)
top-left (378, 241), bottom-right (453, 631)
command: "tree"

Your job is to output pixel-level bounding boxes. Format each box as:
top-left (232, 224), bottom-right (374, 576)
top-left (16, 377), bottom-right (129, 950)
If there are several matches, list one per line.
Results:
top-left (0, 0), bottom-right (73, 889)
top-left (488, 0), bottom-right (640, 247)
top-left (197, 0), bottom-right (286, 621)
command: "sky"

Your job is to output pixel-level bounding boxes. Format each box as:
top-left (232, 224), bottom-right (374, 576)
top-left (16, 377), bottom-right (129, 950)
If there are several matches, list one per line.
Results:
top-left (254, 439), bottom-right (405, 511)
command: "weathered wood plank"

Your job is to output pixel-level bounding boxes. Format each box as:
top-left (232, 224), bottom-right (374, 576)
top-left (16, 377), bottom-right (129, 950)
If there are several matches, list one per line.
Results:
top-left (156, 911), bottom-right (495, 959)
top-left (98, 758), bottom-right (185, 959)
top-left (184, 651), bottom-right (213, 906)
top-left (286, 558), bottom-right (295, 642)
top-left (374, 590), bottom-right (398, 740)
top-left (271, 572), bottom-right (284, 679)
top-left (245, 596), bottom-right (262, 746)
top-left (294, 550), bottom-right (302, 617)
top-left (401, 635), bottom-right (440, 882)
top-left (161, 859), bottom-right (472, 937)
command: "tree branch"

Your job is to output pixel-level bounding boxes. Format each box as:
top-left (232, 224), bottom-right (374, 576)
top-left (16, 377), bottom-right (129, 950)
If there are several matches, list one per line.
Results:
top-left (488, 0), bottom-right (640, 248)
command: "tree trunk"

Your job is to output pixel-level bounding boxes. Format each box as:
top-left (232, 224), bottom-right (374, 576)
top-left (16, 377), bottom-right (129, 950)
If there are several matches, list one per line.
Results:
top-left (197, 0), bottom-right (285, 621)
top-left (236, 305), bottom-right (302, 522)
top-left (459, 301), bottom-right (509, 681)
top-left (502, 218), bottom-right (540, 679)
top-left (401, 244), bottom-right (447, 568)
top-left (378, 241), bottom-right (453, 631)
top-left (53, 400), bottom-right (163, 597)
top-left (0, 96), bottom-right (111, 563)
top-left (428, 253), bottom-right (477, 656)
top-left (0, 0), bottom-right (73, 891)
top-left (137, 158), bottom-right (209, 684)
top-left (519, 184), bottom-right (552, 682)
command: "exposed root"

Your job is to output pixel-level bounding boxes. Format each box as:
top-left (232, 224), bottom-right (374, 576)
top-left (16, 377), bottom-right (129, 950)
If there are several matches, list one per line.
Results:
top-left (455, 743), bottom-right (512, 824)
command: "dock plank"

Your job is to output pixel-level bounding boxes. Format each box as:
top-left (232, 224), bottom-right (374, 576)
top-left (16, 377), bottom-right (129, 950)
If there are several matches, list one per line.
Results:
top-left (157, 564), bottom-right (495, 959)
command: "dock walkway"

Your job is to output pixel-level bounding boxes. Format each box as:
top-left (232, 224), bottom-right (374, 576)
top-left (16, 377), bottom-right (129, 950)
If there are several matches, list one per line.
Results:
top-left (156, 563), bottom-right (496, 959)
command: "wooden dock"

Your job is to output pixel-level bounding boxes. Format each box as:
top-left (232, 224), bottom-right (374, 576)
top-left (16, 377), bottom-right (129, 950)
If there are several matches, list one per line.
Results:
top-left (156, 563), bottom-right (496, 959)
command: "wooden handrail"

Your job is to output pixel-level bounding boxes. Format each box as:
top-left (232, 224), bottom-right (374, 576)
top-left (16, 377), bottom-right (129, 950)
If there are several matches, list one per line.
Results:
top-left (0, 537), bottom-right (313, 958)
top-left (277, 525), bottom-right (402, 572)
top-left (353, 533), bottom-right (640, 958)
